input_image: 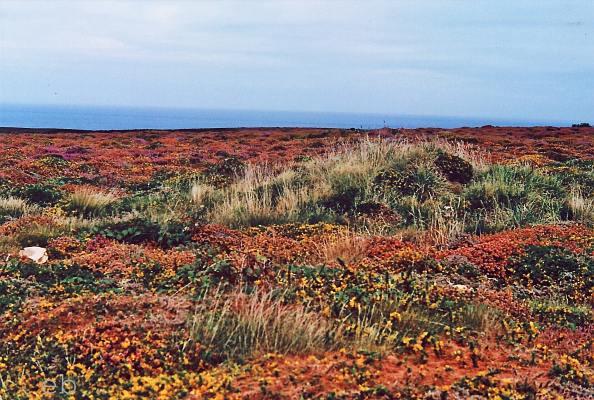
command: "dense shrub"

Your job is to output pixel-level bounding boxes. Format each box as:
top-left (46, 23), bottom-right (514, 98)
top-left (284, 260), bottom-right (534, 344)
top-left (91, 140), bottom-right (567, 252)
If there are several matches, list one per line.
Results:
top-left (322, 184), bottom-right (364, 213)
top-left (209, 157), bottom-right (246, 176)
top-left (531, 300), bottom-right (592, 329)
top-left (13, 183), bottom-right (63, 206)
top-left (441, 255), bottom-right (482, 279)
top-left (86, 217), bottom-right (193, 248)
top-left (203, 157), bottom-right (247, 187)
top-left (508, 245), bottom-right (594, 301)
top-left (374, 166), bottom-right (446, 202)
top-left (464, 165), bottom-right (565, 211)
top-left (435, 151), bottom-right (473, 184)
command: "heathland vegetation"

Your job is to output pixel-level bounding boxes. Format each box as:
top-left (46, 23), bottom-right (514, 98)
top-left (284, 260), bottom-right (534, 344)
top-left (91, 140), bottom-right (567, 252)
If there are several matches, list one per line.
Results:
top-left (0, 127), bottom-right (593, 398)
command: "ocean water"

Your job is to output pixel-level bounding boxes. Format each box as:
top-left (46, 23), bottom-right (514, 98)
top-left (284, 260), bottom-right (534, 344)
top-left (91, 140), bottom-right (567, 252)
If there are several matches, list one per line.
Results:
top-left (0, 104), bottom-right (568, 130)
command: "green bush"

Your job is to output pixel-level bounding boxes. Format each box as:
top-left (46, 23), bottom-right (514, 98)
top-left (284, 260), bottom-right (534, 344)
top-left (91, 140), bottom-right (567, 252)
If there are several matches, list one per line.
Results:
top-left (531, 300), bottom-right (592, 329)
top-left (465, 165), bottom-right (564, 210)
top-left (435, 151), bottom-right (473, 184)
top-left (374, 165), bottom-right (446, 202)
top-left (202, 157), bottom-right (247, 187)
top-left (508, 245), bottom-right (593, 301)
top-left (86, 216), bottom-right (192, 248)
top-left (13, 183), bottom-right (63, 206)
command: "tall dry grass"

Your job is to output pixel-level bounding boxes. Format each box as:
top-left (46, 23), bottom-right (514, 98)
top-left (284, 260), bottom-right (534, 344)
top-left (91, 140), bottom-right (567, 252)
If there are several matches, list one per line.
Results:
top-left (64, 188), bottom-right (117, 217)
top-left (189, 288), bottom-right (340, 359)
top-left (0, 197), bottom-right (37, 219)
top-left (203, 165), bottom-right (328, 227)
top-left (186, 283), bottom-right (507, 359)
top-left (193, 138), bottom-right (488, 231)
top-left (312, 231), bottom-right (370, 266)
top-left (567, 188), bottom-right (594, 226)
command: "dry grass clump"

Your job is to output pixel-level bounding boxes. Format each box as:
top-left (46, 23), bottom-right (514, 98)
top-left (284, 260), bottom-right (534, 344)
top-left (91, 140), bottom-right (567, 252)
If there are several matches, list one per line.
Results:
top-left (189, 182), bottom-right (215, 205)
top-left (12, 215), bottom-right (102, 247)
top-left (197, 138), bottom-right (485, 231)
top-left (567, 188), bottom-right (594, 226)
top-left (205, 165), bottom-right (329, 227)
top-left (462, 164), bottom-right (566, 233)
top-left (64, 188), bottom-right (117, 217)
top-left (190, 288), bottom-right (339, 359)
top-left (0, 196), bottom-right (37, 219)
top-left (0, 235), bottom-right (19, 254)
top-left (313, 232), bottom-right (370, 266)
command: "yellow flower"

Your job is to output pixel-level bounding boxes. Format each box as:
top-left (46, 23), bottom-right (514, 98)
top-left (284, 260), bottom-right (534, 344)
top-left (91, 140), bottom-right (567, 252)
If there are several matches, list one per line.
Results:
top-left (348, 297), bottom-right (358, 308)
top-left (401, 336), bottom-right (413, 345)
top-left (389, 311), bottom-right (402, 322)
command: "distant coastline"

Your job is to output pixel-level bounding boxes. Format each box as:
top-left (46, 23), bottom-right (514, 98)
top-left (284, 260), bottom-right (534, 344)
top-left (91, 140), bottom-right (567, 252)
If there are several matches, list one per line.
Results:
top-left (0, 104), bottom-right (571, 131)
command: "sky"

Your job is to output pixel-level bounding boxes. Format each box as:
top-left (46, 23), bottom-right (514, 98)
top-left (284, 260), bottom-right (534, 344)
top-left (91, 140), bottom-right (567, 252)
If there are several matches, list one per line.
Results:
top-left (0, 0), bottom-right (593, 122)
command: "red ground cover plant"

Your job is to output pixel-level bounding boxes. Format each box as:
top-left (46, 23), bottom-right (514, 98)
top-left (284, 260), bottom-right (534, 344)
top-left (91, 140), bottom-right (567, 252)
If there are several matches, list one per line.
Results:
top-left (438, 224), bottom-right (593, 277)
top-left (1, 125), bottom-right (592, 186)
top-left (0, 127), bottom-right (593, 399)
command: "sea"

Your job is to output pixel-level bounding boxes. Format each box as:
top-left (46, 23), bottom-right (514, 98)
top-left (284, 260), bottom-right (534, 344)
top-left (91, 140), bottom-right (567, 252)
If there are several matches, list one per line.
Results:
top-left (0, 104), bottom-right (570, 130)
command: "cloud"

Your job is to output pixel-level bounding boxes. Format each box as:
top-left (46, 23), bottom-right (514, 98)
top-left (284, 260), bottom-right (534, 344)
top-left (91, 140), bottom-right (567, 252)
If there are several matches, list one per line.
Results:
top-left (0, 0), bottom-right (592, 120)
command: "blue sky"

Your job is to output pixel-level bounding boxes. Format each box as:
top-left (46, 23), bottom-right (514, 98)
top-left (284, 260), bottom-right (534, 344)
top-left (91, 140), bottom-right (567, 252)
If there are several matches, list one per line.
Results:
top-left (0, 0), bottom-right (593, 121)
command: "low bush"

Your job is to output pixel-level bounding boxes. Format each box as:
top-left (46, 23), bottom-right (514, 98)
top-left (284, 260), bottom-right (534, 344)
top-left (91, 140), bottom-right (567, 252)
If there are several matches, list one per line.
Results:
top-left (1, 258), bottom-right (117, 300)
top-left (13, 183), bottom-right (63, 206)
top-left (435, 151), bottom-right (474, 184)
top-left (86, 216), bottom-right (192, 248)
top-left (531, 299), bottom-right (592, 329)
top-left (508, 245), bottom-right (594, 302)
top-left (374, 165), bottom-right (446, 202)
top-left (0, 278), bottom-right (31, 314)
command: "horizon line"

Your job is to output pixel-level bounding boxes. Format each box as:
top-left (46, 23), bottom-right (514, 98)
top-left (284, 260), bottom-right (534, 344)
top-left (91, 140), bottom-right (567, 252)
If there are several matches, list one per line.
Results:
top-left (0, 102), bottom-right (579, 127)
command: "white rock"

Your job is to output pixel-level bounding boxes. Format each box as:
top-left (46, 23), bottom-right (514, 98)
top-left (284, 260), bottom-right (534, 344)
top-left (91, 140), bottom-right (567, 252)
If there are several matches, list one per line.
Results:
top-left (19, 246), bottom-right (48, 264)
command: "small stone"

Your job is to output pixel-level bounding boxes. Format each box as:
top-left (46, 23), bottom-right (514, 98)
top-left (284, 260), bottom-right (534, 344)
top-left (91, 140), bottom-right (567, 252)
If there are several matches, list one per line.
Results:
top-left (18, 246), bottom-right (48, 264)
